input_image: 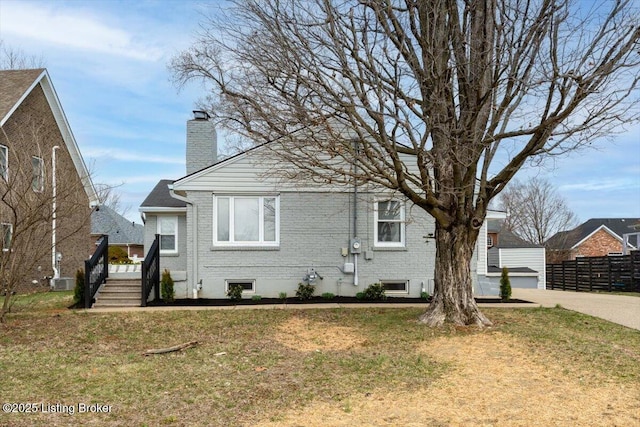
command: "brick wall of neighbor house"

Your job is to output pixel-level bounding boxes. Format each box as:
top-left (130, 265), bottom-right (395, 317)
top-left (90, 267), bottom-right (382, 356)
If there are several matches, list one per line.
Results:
top-left (572, 228), bottom-right (625, 258)
top-left (176, 190), bottom-right (436, 299)
top-left (0, 84), bottom-right (92, 289)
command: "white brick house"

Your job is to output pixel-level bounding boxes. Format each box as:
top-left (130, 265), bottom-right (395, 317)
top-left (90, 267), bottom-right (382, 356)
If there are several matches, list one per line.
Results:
top-left (140, 112), bottom-right (499, 300)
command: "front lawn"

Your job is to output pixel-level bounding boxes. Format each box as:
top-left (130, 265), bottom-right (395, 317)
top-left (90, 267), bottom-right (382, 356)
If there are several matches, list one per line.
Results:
top-left (1, 297), bottom-right (638, 426)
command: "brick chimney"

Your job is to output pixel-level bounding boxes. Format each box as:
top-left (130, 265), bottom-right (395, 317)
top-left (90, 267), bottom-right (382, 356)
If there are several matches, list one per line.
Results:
top-left (186, 110), bottom-right (217, 174)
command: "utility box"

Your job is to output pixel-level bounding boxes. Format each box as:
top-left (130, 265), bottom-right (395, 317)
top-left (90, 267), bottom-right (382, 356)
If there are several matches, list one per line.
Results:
top-left (350, 237), bottom-right (362, 254)
top-left (343, 263), bottom-right (355, 274)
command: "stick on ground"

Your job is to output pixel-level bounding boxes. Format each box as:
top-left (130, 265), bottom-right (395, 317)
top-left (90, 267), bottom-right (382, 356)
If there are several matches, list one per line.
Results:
top-left (143, 341), bottom-right (198, 356)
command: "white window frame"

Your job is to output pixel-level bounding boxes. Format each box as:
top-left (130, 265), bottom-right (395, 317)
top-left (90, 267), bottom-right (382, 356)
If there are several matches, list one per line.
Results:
top-left (380, 280), bottom-right (409, 294)
top-left (487, 235), bottom-right (494, 247)
top-left (157, 216), bottom-right (178, 254)
top-left (374, 199), bottom-right (406, 247)
top-left (0, 145), bottom-right (8, 182)
top-left (213, 195), bottom-right (280, 247)
top-left (225, 279), bottom-right (256, 294)
top-left (32, 156), bottom-right (44, 192)
top-left (1, 223), bottom-right (12, 251)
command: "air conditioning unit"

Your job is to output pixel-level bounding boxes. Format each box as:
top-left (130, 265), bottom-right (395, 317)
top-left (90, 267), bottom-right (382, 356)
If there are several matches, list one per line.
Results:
top-left (52, 277), bottom-right (74, 291)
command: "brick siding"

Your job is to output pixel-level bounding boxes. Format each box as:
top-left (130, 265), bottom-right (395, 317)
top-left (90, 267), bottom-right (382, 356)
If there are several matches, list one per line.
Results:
top-left (0, 83), bottom-right (92, 291)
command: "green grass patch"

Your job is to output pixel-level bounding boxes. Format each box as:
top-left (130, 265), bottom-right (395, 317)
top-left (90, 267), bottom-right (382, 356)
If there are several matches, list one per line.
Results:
top-left (1, 306), bottom-right (639, 426)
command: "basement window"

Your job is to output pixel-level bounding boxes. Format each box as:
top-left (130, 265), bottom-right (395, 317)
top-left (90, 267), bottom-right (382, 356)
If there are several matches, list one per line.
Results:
top-left (381, 280), bottom-right (409, 294)
top-left (225, 280), bottom-right (255, 294)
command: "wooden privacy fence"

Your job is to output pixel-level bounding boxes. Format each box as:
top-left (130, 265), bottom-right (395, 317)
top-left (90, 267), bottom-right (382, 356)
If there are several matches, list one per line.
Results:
top-left (546, 251), bottom-right (640, 292)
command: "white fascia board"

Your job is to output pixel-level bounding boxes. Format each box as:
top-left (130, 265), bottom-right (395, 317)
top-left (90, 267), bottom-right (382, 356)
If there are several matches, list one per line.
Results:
top-left (487, 209), bottom-right (507, 219)
top-left (38, 71), bottom-right (99, 206)
top-left (2, 70), bottom-right (99, 206)
top-left (0, 70), bottom-right (46, 127)
top-left (138, 207), bottom-right (187, 214)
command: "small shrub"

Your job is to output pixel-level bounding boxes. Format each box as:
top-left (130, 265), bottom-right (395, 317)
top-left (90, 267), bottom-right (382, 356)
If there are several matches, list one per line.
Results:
top-left (73, 269), bottom-right (84, 304)
top-left (363, 282), bottom-right (387, 300)
top-left (355, 292), bottom-right (365, 300)
top-left (278, 292), bottom-right (288, 301)
top-left (108, 246), bottom-right (132, 264)
top-left (296, 282), bottom-right (315, 300)
top-left (160, 269), bottom-right (175, 303)
top-left (500, 266), bottom-right (512, 302)
top-left (251, 295), bottom-right (262, 301)
top-left (420, 291), bottom-right (430, 300)
top-left (227, 284), bottom-right (243, 301)
top-left (321, 292), bottom-right (335, 299)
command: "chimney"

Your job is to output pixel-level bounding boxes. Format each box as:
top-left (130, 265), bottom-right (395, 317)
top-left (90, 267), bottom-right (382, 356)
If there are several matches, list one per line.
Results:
top-left (186, 110), bottom-right (217, 174)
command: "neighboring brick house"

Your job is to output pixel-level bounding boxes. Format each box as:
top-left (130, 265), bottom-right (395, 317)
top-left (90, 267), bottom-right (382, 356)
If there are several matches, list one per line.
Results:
top-left (91, 205), bottom-right (144, 260)
top-left (0, 68), bottom-right (98, 290)
top-left (546, 218), bottom-right (640, 263)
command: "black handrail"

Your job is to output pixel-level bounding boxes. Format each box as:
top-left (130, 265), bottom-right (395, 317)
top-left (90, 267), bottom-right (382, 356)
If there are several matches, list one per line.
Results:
top-left (84, 235), bottom-right (109, 308)
top-left (141, 234), bottom-right (160, 307)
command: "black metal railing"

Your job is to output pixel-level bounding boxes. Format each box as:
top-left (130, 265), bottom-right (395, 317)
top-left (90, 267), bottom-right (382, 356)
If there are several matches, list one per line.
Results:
top-left (141, 234), bottom-right (160, 307)
top-left (84, 235), bottom-right (109, 308)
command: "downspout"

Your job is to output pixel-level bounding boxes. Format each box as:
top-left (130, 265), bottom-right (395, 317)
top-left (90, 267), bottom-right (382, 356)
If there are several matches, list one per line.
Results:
top-left (51, 146), bottom-right (60, 280)
top-left (353, 139), bottom-right (359, 287)
top-left (168, 187), bottom-right (199, 299)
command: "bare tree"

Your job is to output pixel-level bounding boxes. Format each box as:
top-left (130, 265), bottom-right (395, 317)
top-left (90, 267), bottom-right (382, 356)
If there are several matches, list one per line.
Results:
top-left (499, 177), bottom-right (578, 245)
top-left (94, 182), bottom-right (131, 218)
top-left (171, 0), bottom-right (640, 326)
top-left (0, 40), bottom-right (45, 70)
top-left (0, 117), bottom-right (92, 323)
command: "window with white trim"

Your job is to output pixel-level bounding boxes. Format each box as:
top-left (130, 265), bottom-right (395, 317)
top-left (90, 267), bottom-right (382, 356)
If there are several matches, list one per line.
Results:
top-left (225, 280), bottom-right (255, 294)
top-left (157, 216), bottom-right (178, 253)
top-left (381, 280), bottom-right (409, 294)
top-left (32, 156), bottom-right (44, 192)
top-left (1, 223), bottom-right (12, 251)
top-left (487, 235), bottom-right (494, 247)
top-left (214, 195), bottom-right (279, 246)
top-left (0, 145), bottom-right (8, 181)
top-left (374, 200), bottom-right (405, 247)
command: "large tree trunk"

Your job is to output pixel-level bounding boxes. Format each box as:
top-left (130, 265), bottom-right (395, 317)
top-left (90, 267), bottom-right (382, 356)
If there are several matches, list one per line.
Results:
top-left (418, 222), bottom-right (492, 327)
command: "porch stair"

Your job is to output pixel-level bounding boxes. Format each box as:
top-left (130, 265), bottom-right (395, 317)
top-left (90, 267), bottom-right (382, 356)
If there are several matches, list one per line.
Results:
top-left (92, 278), bottom-right (141, 308)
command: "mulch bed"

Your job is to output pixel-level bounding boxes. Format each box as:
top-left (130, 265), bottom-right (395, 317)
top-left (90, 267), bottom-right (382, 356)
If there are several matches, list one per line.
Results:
top-left (145, 296), bottom-right (532, 307)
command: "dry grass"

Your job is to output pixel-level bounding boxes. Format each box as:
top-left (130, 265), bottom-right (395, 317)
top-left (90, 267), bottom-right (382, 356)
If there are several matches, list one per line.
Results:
top-left (1, 294), bottom-right (639, 426)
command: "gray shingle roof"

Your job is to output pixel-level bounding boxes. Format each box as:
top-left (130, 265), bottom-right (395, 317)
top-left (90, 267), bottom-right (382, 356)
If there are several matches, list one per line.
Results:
top-left (140, 180), bottom-right (186, 209)
top-left (546, 218), bottom-right (640, 249)
top-left (487, 219), bottom-right (542, 248)
top-left (0, 68), bottom-right (45, 121)
top-left (91, 205), bottom-right (144, 245)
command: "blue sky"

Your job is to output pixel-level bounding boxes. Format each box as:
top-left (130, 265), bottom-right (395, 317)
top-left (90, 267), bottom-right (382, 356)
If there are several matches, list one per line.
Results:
top-left (1, 0), bottom-right (638, 224)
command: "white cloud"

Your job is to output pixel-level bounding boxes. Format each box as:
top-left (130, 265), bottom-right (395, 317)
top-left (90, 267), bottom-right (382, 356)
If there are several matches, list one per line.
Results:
top-left (559, 178), bottom-right (640, 192)
top-left (0, 2), bottom-right (162, 61)
top-left (84, 147), bottom-right (184, 165)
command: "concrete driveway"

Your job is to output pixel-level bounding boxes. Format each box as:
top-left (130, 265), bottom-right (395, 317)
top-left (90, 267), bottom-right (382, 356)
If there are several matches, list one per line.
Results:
top-left (513, 288), bottom-right (640, 330)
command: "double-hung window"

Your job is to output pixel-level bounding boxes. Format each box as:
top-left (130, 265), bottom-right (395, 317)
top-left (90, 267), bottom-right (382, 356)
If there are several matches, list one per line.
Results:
top-left (374, 200), bottom-right (405, 247)
top-left (32, 156), bottom-right (44, 192)
top-left (0, 145), bottom-right (8, 181)
top-left (214, 195), bottom-right (279, 246)
top-left (1, 223), bottom-right (12, 251)
top-left (158, 216), bottom-right (178, 254)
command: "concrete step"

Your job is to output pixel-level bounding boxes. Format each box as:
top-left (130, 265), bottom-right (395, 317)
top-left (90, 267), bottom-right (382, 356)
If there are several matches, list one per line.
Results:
top-left (93, 278), bottom-right (142, 308)
top-left (93, 299), bottom-right (141, 308)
